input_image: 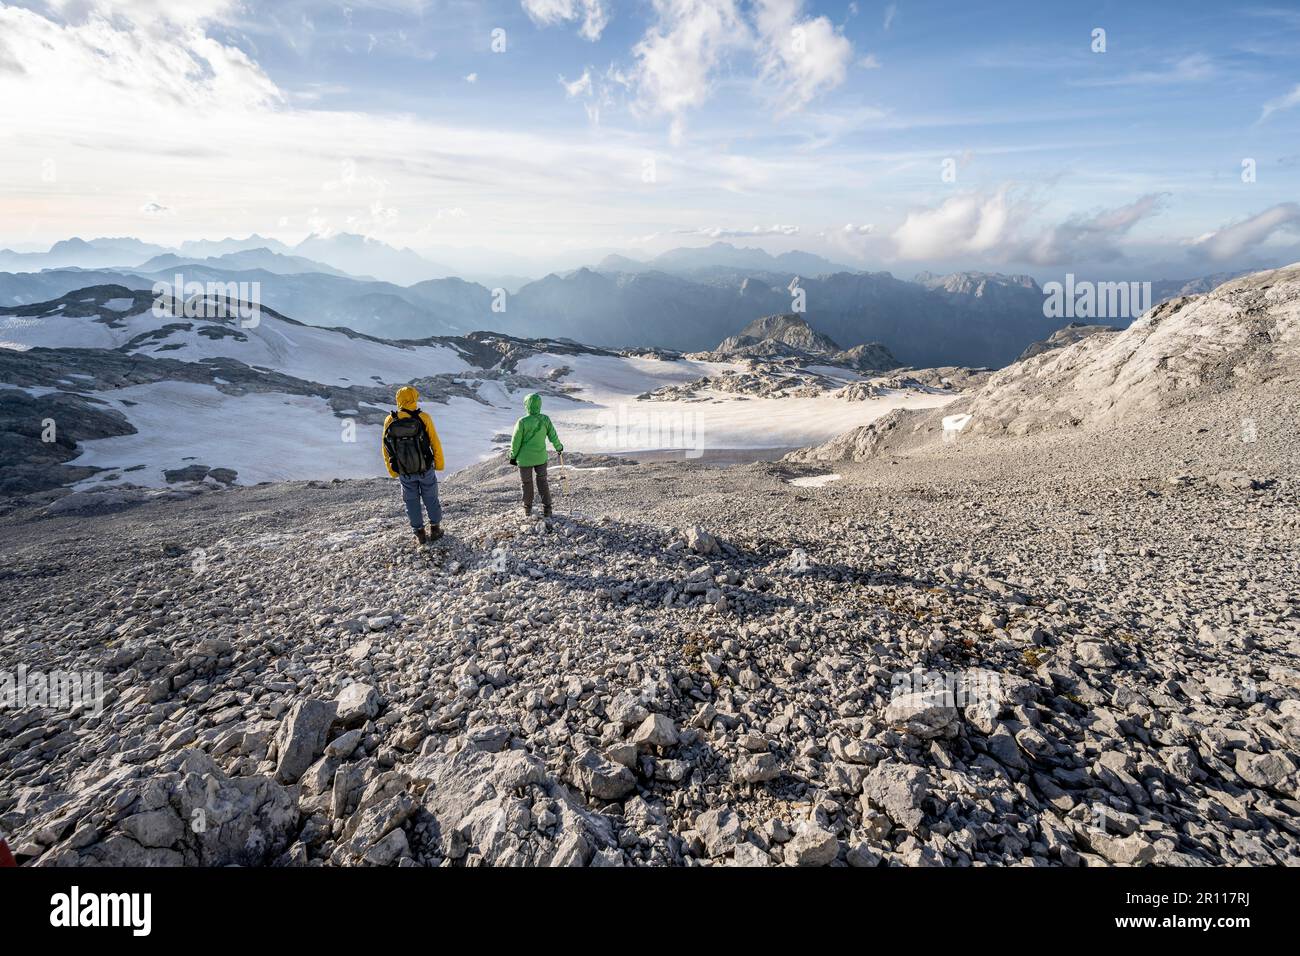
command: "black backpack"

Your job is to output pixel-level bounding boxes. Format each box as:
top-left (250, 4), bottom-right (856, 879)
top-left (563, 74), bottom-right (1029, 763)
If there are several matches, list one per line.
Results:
top-left (384, 408), bottom-right (435, 476)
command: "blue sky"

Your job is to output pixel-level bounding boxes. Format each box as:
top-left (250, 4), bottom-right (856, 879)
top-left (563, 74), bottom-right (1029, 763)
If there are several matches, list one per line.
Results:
top-left (1, 0), bottom-right (1297, 279)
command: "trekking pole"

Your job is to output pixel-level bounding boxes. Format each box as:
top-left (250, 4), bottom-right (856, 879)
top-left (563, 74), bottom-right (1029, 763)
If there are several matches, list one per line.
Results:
top-left (558, 450), bottom-right (572, 514)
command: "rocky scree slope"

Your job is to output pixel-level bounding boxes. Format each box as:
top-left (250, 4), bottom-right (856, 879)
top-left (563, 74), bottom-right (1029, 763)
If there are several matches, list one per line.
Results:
top-left (1, 413), bottom-right (1297, 867)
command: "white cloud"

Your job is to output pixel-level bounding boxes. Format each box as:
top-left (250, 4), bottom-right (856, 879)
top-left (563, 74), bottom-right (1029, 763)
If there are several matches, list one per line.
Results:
top-left (1029, 193), bottom-right (1167, 263)
top-left (686, 224), bottom-right (801, 238)
top-left (883, 3), bottom-right (897, 30)
top-left (0, 4), bottom-right (280, 119)
top-left (47, 0), bottom-right (239, 29)
top-left (629, 0), bottom-right (851, 135)
top-left (632, 0), bottom-right (749, 126)
top-left (754, 0), bottom-right (854, 113)
top-left (306, 209), bottom-right (333, 238)
top-left (893, 189), bottom-right (1024, 260)
top-left (1073, 53), bottom-right (1215, 89)
top-left (0, 33), bottom-right (21, 75)
top-left (0, 2), bottom-right (809, 254)
top-left (892, 189), bottom-right (1165, 263)
top-left (140, 199), bottom-right (173, 216)
top-left (558, 65), bottom-right (629, 125)
top-left (560, 69), bottom-right (592, 98)
top-left (1260, 83), bottom-right (1300, 122)
top-left (843, 223), bottom-right (873, 234)
top-left (366, 199), bottom-right (398, 228)
top-left (465, 72), bottom-right (478, 83)
top-left (1190, 203), bottom-right (1300, 261)
top-left (3, 0), bottom-right (1256, 274)
top-left (521, 0), bottom-right (610, 41)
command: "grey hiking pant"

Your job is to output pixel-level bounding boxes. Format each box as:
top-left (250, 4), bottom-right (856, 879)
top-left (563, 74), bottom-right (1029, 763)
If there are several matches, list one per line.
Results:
top-left (519, 464), bottom-right (551, 514)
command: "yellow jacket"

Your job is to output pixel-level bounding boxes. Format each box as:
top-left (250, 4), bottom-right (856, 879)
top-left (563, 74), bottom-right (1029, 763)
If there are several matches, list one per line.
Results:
top-left (382, 408), bottom-right (445, 477)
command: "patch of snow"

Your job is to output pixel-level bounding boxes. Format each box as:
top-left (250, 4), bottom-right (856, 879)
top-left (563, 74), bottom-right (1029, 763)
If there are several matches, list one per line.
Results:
top-left (515, 352), bottom-right (738, 398)
top-left (69, 380), bottom-right (518, 487)
top-left (0, 308), bottom-right (472, 386)
top-left (513, 351), bottom-right (956, 456)
top-left (943, 413), bottom-right (973, 435)
top-left (50, 345), bottom-right (960, 488)
top-left (68, 382), bottom-right (379, 488)
top-left (0, 382), bottom-right (62, 397)
top-left (789, 473), bottom-right (842, 488)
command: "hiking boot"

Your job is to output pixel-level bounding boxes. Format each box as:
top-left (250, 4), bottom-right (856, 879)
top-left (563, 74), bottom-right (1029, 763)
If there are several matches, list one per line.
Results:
top-left (543, 506), bottom-right (553, 518)
top-left (427, 523), bottom-right (444, 542)
top-left (414, 527), bottom-right (428, 546)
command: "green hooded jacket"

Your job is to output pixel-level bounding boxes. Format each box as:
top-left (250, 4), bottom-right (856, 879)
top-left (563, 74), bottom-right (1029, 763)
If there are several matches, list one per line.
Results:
top-left (510, 393), bottom-right (563, 467)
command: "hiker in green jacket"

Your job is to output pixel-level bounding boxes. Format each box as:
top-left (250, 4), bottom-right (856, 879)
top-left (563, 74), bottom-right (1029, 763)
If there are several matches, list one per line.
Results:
top-left (509, 392), bottom-right (563, 517)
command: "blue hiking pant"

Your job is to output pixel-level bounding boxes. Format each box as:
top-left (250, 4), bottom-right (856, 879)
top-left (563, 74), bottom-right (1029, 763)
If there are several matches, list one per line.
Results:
top-left (398, 468), bottom-right (442, 529)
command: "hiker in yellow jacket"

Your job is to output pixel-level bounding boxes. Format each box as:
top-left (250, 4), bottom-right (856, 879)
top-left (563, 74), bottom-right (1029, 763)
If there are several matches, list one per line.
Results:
top-left (382, 385), bottom-right (446, 546)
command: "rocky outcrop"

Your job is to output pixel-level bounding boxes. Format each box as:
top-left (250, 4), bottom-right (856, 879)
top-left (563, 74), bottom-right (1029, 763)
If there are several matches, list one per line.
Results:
top-left (1016, 322), bottom-right (1116, 362)
top-left (0, 388), bottom-right (134, 498)
top-left (716, 314), bottom-right (841, 354)
top-left (964, 264), bottom-right (1300, 436)
top-left (414, 745), bottom-right (616, 866)
top-left (25, 750), bottom-right (298, 867)
top-left (831, 342), bottom-right (900, 372)
top-left (709, 315), bottom-right (899, 372)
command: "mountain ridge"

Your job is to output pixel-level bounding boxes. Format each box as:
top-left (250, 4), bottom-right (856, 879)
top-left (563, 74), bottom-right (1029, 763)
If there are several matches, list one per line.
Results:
top-left (788, 261), bottom-right (1300, 463)
top-left (2, 236), bottom-right (1275, 368)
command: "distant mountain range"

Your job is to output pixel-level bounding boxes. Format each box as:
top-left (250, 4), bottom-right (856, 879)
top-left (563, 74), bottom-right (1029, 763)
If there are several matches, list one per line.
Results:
top-left (0, 262), bottom-right (1057, 366)
top-left (0, 237), bottom-right (172, 272)
top-left (177, 234), bottom-right (292, 258)
top-left (136, 249), bottom-right (356, 278)
top-left (596, 241), bottom-right (852, 277)
top-left (0, 235), bottom-right (1265, 367)
top-left (0, 233), bottom-right (456, 285)
top-left (294, 233), bottom-right (460, 285)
